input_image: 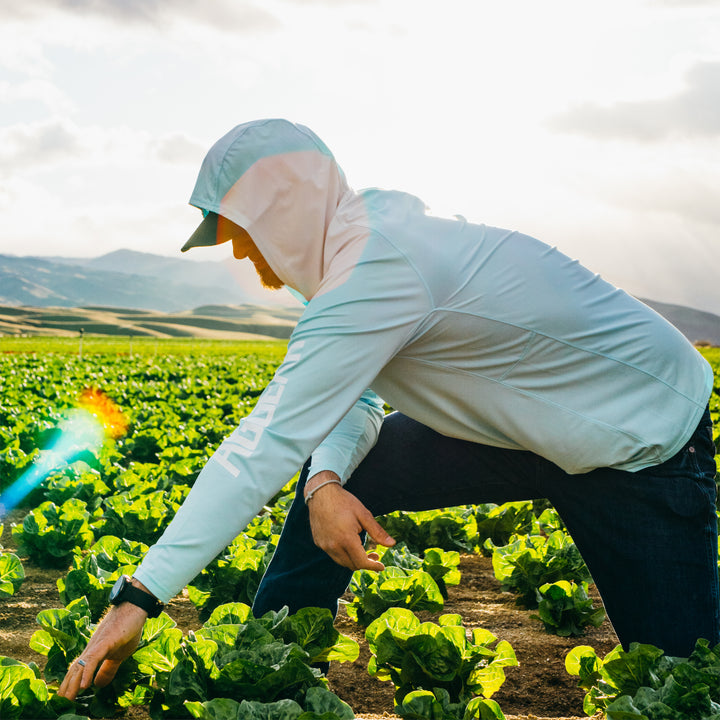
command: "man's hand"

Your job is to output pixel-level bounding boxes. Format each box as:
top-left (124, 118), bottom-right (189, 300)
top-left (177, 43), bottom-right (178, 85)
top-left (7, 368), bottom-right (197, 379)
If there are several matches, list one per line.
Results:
top-left (57, 599), bottom-right (147, 700)
top-left (305, 471), bottom-right (395, 571)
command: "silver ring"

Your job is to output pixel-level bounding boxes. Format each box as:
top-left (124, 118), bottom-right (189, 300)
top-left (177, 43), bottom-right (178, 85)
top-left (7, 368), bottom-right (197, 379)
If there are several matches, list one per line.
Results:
top-left (77, 659), bottom-right (86, 667)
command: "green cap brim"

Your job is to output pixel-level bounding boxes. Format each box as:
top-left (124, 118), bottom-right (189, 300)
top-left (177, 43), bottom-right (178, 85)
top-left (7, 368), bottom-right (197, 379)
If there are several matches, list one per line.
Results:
top-left (181, 211), bottom-right (229, 252)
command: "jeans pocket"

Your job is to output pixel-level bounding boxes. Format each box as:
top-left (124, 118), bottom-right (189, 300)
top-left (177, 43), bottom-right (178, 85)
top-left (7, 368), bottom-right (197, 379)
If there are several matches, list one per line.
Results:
top-left (657, 443), bottom-right (716, 517)
top-left (688, 431), bottom-right (718, 479)
top-left (667, 473), bottom-right (713, 517)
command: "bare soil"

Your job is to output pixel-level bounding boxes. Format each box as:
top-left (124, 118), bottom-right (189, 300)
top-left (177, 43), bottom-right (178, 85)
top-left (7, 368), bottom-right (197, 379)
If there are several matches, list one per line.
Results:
top-left (1, 516), bottom-right (617, 719)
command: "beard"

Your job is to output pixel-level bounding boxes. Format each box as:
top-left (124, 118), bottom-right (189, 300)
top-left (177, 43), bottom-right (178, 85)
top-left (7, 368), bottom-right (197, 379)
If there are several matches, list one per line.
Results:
top-left (252, 255), bottom-right (284, 290)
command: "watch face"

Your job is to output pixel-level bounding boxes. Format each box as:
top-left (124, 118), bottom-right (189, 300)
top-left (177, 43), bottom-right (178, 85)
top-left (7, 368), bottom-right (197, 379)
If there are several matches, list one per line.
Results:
top-left (109, 574), bottom-right (129, 603)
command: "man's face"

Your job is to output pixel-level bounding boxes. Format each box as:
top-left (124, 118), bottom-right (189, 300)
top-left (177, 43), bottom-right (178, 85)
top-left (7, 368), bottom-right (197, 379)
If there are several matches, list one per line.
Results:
top-left (217, 215), bottom-right (284, 290)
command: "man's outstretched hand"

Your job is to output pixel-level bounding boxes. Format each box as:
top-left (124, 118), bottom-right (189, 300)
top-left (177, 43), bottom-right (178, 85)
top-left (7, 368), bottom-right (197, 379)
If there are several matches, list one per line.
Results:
top-left (57, 600), bottom-right (147, 701)
top-left (305, 471), bottom-right (395, 571)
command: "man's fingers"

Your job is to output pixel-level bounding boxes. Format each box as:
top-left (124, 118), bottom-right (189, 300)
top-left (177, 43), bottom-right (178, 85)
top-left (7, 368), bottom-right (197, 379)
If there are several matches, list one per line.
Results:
top-left (360, 511), bottom-right (396, 548)
top-left (342, 535), bottom-right (386, 572)
top-left (324, 537), bottom-right (361, 570)
top-left (349, 548), bottom-right (385, 572)
top-left (59, 653), bottom-right (127, 698)
top-left (57, 669), bottom-right (75, 700)
top-left (58, 656), bottom-right (96, 700)
top-left (79, 657), bottom-right (98, 691)
top-left (323, 533), bottom-right (385, 572)
top-left (94, 658), bottom-right (122, 688)
top-left (358, 555), bottom-right (386, 571)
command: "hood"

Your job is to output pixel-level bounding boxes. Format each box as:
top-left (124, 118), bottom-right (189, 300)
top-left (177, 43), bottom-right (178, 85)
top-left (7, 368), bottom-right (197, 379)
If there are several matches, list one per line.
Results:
top-left (188, 119), bottom-right (356, 300)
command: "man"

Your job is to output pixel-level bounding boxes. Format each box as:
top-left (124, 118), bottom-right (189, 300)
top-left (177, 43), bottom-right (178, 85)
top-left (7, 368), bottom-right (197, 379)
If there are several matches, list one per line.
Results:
top-left (59, 118), bottom-right (717, 700)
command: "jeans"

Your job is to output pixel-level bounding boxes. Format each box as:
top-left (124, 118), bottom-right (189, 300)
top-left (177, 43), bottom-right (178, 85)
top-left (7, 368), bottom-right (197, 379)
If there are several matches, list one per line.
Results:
top-left (253, 407), bottom-right (719, 658)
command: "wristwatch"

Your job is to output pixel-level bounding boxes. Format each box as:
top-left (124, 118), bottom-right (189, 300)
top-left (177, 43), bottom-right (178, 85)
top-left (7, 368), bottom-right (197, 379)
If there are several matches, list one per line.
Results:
top-left (109, 575), bottom-right (164, 618)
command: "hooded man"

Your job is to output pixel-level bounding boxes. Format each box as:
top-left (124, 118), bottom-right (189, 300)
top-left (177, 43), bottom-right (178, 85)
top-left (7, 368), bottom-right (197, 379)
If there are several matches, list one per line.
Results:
top-left (59, 119), bottom-right (717, 700)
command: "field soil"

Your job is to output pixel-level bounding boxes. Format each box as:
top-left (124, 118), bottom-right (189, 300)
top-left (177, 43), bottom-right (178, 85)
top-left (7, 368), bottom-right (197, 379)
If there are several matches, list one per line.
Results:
top-left (2, 516), bottom-right (617, 720)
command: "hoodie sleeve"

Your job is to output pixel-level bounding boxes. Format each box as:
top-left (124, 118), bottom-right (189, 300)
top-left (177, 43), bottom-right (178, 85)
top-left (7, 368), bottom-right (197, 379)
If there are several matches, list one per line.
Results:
top-left (133, 253), bottom-right (428, 603)
top-left (307, 390), bottom-right (385, 483)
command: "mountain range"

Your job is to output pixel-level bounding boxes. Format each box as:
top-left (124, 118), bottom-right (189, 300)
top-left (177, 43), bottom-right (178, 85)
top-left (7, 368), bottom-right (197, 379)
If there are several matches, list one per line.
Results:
top-left (0, 249), bottom-right (296, 312)
top-left (0, 250), bottom-right (719, 345)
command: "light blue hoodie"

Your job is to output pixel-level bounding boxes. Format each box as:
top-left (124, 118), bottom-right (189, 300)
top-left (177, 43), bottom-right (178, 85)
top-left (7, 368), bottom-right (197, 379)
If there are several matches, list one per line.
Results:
top-left (135, 119), bottom-right (713, 603)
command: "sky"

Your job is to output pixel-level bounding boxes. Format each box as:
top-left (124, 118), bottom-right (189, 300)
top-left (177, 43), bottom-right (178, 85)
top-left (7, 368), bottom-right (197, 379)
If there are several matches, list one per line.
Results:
top-left (0, 0), bottom-right (719, 313)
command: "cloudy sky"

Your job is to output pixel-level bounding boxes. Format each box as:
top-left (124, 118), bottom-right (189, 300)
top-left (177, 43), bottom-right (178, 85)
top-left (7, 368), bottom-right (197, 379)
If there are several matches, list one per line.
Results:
top-left (0, 0), bottom-right (718, 312)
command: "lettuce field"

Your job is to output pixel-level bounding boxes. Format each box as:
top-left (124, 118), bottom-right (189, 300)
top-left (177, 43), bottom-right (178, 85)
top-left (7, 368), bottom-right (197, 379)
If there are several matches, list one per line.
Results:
top-left (1, 338), bottom-right (719, 720)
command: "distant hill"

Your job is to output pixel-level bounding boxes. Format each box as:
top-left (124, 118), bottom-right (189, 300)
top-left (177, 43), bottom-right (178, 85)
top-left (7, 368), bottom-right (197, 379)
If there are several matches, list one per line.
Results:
top-left (639, 299), bottom-right (720, 347)
top-left (0, 304), bottom-right (303, 340)
top-left (0, 250), bottom-right (297, 312)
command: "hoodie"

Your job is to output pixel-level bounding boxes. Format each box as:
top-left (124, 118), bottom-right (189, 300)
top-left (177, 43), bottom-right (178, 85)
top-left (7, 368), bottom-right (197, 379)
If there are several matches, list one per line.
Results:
top-left (134, 119), bottom-right (713, 603)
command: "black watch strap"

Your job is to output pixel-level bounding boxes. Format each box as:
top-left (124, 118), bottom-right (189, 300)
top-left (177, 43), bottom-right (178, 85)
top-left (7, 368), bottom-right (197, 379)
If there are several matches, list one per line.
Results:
top-left (110, 575), bottom-right (164, 618)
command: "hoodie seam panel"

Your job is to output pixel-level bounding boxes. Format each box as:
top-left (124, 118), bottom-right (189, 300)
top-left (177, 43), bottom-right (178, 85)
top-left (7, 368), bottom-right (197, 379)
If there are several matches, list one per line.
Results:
top-left (354, 224), bottom-right (436, 311)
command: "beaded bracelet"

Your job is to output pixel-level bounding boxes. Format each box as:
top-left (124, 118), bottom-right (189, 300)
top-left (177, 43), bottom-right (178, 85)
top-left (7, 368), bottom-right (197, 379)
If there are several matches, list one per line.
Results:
top-left (304, 477), bottom-right (342, 504)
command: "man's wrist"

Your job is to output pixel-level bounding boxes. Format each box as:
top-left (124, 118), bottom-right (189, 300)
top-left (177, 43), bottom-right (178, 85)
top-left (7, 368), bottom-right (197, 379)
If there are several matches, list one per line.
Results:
top-left (304, 471), bottom-right (342, 503)
top-left (109, 575), bottom-right (164, 617)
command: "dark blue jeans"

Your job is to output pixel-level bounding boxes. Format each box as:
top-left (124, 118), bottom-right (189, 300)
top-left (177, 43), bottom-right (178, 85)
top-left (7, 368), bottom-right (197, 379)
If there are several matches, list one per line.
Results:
top-left (253, 408), bottom-right (719, 658)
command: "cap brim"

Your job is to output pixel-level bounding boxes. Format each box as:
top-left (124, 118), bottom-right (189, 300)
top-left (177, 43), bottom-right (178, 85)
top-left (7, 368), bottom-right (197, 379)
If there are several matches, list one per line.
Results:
top-left (181, 211), bottom-right (230, 252)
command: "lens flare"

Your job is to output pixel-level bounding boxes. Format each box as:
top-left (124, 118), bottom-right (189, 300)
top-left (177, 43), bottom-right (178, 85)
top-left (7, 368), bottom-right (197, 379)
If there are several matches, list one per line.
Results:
top-left (78, 388), bottom-right (128, 440)
top-left (0, 389), bottom-right (128, 520)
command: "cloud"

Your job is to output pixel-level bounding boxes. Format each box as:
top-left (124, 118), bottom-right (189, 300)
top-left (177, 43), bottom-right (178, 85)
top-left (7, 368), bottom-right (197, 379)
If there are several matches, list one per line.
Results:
top-left (547, 61), bottom-right (720, 141)
top-left (0, 120), bottom-right (205, 171)
top-left (0, 78), bottom-right (72, 116)
top-left (152, 134), bottom-right (206, 165)
top-left (0, 120), bottom-right (84, 169)
top-left (0, 0), bottom-right (281, 33)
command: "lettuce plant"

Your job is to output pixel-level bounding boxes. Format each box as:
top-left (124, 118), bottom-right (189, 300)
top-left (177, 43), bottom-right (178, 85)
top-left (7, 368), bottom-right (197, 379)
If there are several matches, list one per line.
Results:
top-left (29, 597), bottom-right (94, 683)
top-left (0, 551), bottom-right (24, 599)
top-left (12, 499), bottom-right (96, 568)
top-left (75, 534), bottom-right (149, 573)
top-left (41, 465), bottom-right (111, 511)
top-left (377, 543), bottom-right (461, 600)
top-left (274, 605), bottom-right (360, 665)
top-left (531, 580), bottom-right (605, 637)
top-left (0, 439), bottom-right (40, 493)
top-left (379, 507), bottom-right (478, 554)
top-left (533, 506), bottom-right (566, 534)
top-left (489, 530), bottom-right (590, 608)
top-left (366, 608), bottom-right (517, 718)
top-left (348, 567), bottom-right (445, 625)
top-left (0, 656), bottom-right (78, 719)
top-left (566, 639), bottom-right (720, 718)
top-left (396, 687), bottom-right (506, 719)
top-left (99, 482), bottom-right (189, 544)
top-left (474, 502), bottom-right (535, 554)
